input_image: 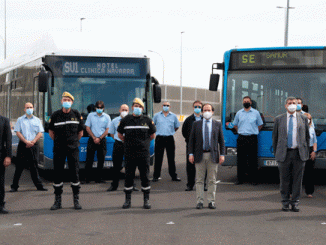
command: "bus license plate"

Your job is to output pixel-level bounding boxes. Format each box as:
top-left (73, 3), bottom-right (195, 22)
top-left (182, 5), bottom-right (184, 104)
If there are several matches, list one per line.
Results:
top-left (104, 161), bottom-right (113, 168)
top-left (264, 160), bottom-right (278, 166)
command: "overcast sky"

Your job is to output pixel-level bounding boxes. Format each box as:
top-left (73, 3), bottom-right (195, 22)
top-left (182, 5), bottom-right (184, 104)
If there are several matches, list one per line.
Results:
top-left (0, 0), bottom-right (325, 88)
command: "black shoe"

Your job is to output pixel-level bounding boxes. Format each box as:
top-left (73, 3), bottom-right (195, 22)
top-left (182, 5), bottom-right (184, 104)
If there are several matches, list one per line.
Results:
top-left (73, 194), bottom-right (82, 210)
top-left (291, 205), bottom-right (300, 212)
top-left (208, 202), bottom-right (216, 209)
top-left (282, 204), bottom-right (290, 212)
top-left (107, 186), bottom-right (117, 192)
top-left (234, 180), bottom-right (243, 185)
top-left (152, 178), bottom-right (159, 182)
top-left (172, 177), bottom-right (181, 182)
top-left (37, 187), bottom-right (48, 191)
top-left (185, 187), bottom-right (193, 191)
top-left (9, 188), bottom-right (17, 192)
top-left (196, 203), bottom-right (203, 209)
top-left (95, 180), bottom-right (106, 183)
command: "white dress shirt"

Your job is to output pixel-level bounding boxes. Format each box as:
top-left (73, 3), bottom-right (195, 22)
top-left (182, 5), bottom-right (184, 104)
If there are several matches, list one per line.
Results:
top-left (287, 112), bottom-right (298, 149)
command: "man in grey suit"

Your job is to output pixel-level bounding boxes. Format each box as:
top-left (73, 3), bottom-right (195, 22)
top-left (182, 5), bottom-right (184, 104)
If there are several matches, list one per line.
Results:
top-left (0, 115), bottom-right (12, 214)
top-left (188, 103), bottom-right (225, 209)
top-left (273, 97), bottom-right (310, 212)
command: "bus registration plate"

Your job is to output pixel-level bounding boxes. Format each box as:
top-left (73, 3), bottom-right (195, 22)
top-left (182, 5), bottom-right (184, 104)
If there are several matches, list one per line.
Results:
top-left (264, 160), bottom-right (278, 166)
top-left (92, 161), bottom-right (113, 168)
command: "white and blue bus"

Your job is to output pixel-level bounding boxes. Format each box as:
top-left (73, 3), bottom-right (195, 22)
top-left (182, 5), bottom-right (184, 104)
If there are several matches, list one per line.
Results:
top-left (0, 34), bottom-right (161, 170)
top-left (209, 46), bottom-right (326, 168)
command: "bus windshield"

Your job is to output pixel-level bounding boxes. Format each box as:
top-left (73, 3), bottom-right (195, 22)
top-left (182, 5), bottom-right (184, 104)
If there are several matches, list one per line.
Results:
top-left (225, 69), bottom-right (326, 131)
top-left (49, 77), bottom-right (146, 119)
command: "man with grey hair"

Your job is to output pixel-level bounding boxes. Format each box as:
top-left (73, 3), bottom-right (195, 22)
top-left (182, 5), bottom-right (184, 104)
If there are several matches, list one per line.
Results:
top-left (273, 96), bottom-right (310, 212)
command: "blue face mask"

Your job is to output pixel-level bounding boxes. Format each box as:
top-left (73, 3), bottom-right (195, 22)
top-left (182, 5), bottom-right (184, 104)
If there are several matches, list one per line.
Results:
top-left (296, 104), bottom-right (302, 111)
top-left (62, 101), bottom-right (72, 109)
top-left (194, 108), bottom-right (201, 114)
top-left (26, 108), bottom-right (33, 115)
top-left (96, 109), bottom-right (103, 114)
top-left (133, 107), bottom-right (142, 116)
top-left (163, 106), bottom-right (169, 112)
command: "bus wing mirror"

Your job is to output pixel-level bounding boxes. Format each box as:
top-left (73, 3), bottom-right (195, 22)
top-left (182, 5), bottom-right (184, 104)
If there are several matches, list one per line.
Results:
top-left (153, 84), bottom-right (161, 103)
top-left (209, 74), bottom-right (219, 91)
top-left (38, 70), bottom-right (50, 92)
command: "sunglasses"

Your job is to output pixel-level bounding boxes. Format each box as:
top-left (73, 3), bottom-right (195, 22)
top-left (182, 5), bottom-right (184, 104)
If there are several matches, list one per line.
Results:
top-left (163, 105), bottom-right (170, 107)
top-left (97, 107), bottom-right (104, 109)
top-left (194, 106), bottom-right (201, 109)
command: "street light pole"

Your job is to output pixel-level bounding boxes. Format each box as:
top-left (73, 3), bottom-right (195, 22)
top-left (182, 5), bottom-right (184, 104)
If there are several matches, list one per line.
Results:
top-left (80, 18), bottom-right (85, 32)
top-left (180, 31), bottom-right (184, 117)
top-left (277, 0), bottom-right (294, 47)
top-left (4, 0), bottom-right (6, 59)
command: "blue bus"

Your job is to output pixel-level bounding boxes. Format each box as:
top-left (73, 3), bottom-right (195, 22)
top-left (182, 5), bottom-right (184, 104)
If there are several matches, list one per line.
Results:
top-left (0, 34), bottom-right (161, 170)
top-left (209, 46), bottom-right (326, 168)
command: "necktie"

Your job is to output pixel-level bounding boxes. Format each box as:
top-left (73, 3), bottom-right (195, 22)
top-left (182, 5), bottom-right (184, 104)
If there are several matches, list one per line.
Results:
top-left (204, 120), bottom-right (210, 151)
top-left (287, 115), bottom-right (293, 148)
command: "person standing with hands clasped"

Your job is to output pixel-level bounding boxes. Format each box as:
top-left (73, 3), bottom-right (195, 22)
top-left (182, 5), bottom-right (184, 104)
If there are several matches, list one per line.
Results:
top-left (48, 92), bottom-right (84, 210)
top-left (117, 98), bottom-right (156, 209)
top-left (228, 96), bottom-right (263, 185)
top-left (273, 97), bottom-right (310, 212)
top-left (0, 115), bottom-right (12, 214)
top-left (84, 101), bottom-right (111, 183)
top-left (10, 102), bottom-right (47, 192)
top-left (303, 113), bottom-right (317, 198)
top-left (188, 104), bottom-right (225, 209)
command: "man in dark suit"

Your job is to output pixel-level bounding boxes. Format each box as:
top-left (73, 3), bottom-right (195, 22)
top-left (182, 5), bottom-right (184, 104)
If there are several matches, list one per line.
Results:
top-left (188, 103), bottom-right (225, 209)
top-left (273, 96), bottom-right (310, 212)
top-left (0, 115), bottom-right (12, 214)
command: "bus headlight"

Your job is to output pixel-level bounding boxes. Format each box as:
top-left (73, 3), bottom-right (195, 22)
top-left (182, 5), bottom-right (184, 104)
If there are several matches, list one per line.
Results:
top-left (316, 151), bottom-right (326, 158)
top-left (227, 147), bottom-right (237, 155)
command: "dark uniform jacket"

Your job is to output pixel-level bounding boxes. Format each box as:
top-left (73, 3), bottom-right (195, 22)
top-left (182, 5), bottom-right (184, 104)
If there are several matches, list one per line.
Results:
top-left (49, 109), bottom-right (84, 149)
top-left (117, 114), bottom-right (156, 157)
top-left (182, 114), bottom-right (202, 143)
top-left (0, 116), bottom-right (12, 161)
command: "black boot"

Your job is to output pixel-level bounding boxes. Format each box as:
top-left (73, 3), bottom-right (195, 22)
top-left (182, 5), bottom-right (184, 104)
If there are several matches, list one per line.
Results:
top-left (71, 184), bottom-right (82, 210)
top-left (143, 191), bottom-right (151, 209)
top-left (0, 202), bottom-right (9, 214)
top-left (50, 185), bottom-right (63, 210)
top-left (122, 191), bottom-right (132, 209)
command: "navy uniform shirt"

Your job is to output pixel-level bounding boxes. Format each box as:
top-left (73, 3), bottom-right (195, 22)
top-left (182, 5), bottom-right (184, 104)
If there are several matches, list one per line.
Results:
top-left (117, 115), bottom-right (156, 157)
top-left (49, 109), bottom-right (84, 149)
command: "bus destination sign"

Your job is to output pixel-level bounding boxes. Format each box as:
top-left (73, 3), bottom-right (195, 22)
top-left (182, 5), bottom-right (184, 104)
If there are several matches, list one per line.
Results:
top-left (62, 62), bottom-right (140, 77)
top-left (230, 49), bottom-right (325, 70)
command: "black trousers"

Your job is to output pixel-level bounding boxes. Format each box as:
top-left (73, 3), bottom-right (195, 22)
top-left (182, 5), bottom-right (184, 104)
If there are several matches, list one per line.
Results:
top-left (237, 135), bottom-right (258, 183)
top-left (0, 163), bottom-right (5, 205)
top-left (154, 136), bottom-right (177, 179)
top-left (124, 154), bottom-right (150, 192)
top-left (11, 142), bottom-right (43, 190)
top-left (53, 147), bottom-right (80, 185)
top-left (85, 138), bottom-right (107, 181)
top-left (303, 147), bottom-right (315, 195)
top-left (111, 140), bottom-right (124, 188)
top-left (186, 142), bottom-right (196, 188)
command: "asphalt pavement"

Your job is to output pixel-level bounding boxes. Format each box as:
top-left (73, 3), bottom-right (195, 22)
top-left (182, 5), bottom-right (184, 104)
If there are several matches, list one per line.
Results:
top-left (2, 130), bottom-right (326, 245)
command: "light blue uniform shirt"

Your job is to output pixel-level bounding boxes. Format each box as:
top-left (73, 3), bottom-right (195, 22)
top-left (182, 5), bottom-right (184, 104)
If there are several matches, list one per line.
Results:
top-left (14, 114), bottom-right (44, 141)
top-left (109, 116), bottom-right (122, 141)
top-left (309, 126), bottom-right (317, 147)
top-left (195, 115), bottom-right (202, 121)
top-left (153, 111), bottom-right (180, 136)
top-left (231, 108), bottom-right (263, 135)
top-left (202, 118), bottom-right (212, 149)
top-left (85, 112), bottom-right (111, 138)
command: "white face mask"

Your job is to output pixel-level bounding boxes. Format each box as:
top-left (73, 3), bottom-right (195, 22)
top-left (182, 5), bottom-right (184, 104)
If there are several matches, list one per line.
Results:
top-left (287, 104), bottom-right (297, 113)
top-left (203, 111), bottom-right (213, 120)
top-left (120, 111), bottom-right (128, 118)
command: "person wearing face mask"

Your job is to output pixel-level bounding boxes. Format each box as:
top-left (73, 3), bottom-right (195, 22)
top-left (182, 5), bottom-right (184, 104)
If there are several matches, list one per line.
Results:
top-left (188, 104), bottom-right (225, 209)
top-left (84, 101), bottom-right (111, 184)
top-left (272, 97), bottom-right (310, 212)
top-left (182, 100), bottom-right (203, 191)
top-left (48, 92), bottom-right (84, 210)
top-left (230, 96), bottom-right (263, 185)
top-left (107, 104), bottom-right (130, 191)
top-left (117, 98), bottom-right (156, 209)
top-left (152, 101), bottom-right (181, 182)
top-left (297, 98), bottom-right (314, 129)
top-left (302, 113), bottom-right (317, 198)
top-left (10, 102), bottom-right (47, 193)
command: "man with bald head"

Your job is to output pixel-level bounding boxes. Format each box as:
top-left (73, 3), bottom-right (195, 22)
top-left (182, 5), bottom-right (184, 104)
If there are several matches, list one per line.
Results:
top-left (107, 104), bottom-right (129, 191)
top-left (10, 102), bottom-right (47, 192)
